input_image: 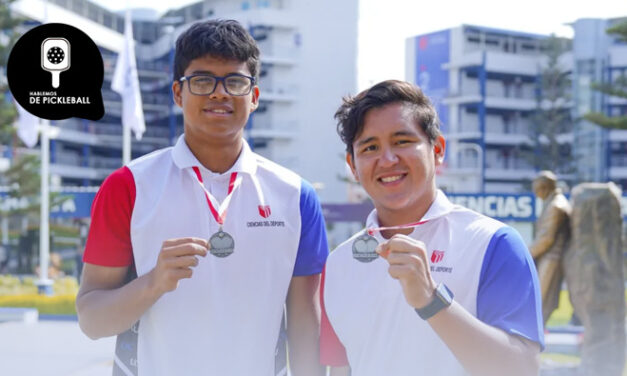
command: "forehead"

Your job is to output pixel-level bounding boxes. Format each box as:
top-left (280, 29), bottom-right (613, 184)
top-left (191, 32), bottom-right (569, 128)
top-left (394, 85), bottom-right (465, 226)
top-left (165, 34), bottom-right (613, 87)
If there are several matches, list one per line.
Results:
top-left (184, 55), bottom-right (250, 76)
top-left (356, 103), bottom-right (425, 141)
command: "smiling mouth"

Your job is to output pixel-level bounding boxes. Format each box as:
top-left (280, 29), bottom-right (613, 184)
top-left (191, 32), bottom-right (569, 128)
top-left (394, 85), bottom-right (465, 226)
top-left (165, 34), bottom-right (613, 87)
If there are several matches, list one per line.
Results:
top-left (379, 174), bottom-right (406, 183)
top-left (205, 108), bottom-right (232, 114)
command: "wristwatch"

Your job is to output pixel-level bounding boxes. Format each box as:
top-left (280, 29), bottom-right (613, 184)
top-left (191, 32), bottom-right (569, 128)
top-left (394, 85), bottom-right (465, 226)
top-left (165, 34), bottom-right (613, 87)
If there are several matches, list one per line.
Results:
top-left (415, 283), bottom-right (454, 320)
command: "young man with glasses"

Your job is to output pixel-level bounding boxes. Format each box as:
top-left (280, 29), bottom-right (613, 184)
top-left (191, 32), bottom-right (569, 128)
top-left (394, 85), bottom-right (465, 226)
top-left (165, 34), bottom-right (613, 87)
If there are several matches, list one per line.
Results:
top-left (320, 80), bottom-right (543, 375)
top-left (77, 20), bottom-right (328, 376)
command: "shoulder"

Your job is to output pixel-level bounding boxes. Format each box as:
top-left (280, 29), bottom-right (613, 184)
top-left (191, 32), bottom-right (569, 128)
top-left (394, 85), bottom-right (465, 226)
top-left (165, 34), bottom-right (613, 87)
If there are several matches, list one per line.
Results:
top-left (254, 153), bottom-right (302, 188)
top-left (126, 147), bottom-right (174, 176)
top-left (552, 193), bottom-right (572, 213)
top-left (98, 166), bottom-right (135, 199)
top-left (445, 205), bottom-right (508, 240)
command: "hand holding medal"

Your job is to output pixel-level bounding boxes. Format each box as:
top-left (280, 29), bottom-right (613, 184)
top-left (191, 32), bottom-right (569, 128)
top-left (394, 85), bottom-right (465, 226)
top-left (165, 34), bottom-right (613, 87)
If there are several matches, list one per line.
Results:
top-left (375, 234), bottom-right (438, 310)
top-left (352, 219), bottom-right (429, 262)
top-left (150, 237), bottom-right (208, 295)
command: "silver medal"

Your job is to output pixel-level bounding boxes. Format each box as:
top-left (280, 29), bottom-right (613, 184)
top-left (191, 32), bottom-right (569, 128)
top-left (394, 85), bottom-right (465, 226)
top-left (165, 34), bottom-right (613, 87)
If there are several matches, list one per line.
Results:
top-left (209, 229), bottom-right (235, 258)
top-left (352, 232), bottom-right (379, 263)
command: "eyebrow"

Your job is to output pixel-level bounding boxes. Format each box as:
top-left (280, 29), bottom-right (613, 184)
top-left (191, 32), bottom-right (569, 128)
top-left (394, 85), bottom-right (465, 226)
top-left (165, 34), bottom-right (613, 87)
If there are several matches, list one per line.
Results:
top-left (356, 130), bottom-right (418, 146)
top-left (190, 70), bottom-right (245, 76)
top-left (356, 136), bottom-right (377, 147)
top-left (392, 130), bottom-right (418, 137)
top-left (190, 70), bottom-right (216, 75)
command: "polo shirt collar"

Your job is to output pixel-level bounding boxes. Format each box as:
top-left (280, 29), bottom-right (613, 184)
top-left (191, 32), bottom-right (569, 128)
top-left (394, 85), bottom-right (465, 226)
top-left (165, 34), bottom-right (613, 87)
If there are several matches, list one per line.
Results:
top-left (365, 189), bottom-right (455, 229)
top-left (171, 134), bottom-right (257, 175)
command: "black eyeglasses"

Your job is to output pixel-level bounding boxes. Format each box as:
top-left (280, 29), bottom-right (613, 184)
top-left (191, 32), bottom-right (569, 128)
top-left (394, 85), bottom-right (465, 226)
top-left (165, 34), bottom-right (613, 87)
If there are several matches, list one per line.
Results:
top-left (178, 73), bottom-right (256, 96)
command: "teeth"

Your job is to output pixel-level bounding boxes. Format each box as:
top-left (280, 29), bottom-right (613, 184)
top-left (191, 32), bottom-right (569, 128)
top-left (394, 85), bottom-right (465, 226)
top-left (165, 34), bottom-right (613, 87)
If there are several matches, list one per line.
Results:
top-left (210, 109), bottom-right (228, 113)
top-left (381, 175), bottom-right (403, 183)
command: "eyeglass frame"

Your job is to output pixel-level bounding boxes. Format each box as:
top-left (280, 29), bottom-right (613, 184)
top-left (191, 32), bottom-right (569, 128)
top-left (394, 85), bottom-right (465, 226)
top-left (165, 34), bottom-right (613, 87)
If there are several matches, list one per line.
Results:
top-left (178, 73), bottom-right (257, 96)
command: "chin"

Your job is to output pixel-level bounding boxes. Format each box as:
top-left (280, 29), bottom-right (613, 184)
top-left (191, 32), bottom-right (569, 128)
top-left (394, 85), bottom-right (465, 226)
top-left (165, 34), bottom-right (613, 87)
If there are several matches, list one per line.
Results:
top-left (378, 198), bottom-right (415, 213)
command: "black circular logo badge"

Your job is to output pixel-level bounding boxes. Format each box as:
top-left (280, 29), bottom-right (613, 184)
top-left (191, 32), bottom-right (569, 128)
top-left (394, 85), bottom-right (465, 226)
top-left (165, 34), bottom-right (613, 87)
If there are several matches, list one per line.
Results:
top-left (7, 23), bottom-right (105, 121)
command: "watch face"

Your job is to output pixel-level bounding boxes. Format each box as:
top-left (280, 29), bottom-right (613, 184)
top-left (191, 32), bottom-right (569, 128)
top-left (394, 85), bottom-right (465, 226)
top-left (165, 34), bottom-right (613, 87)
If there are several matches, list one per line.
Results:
top-left (415, 283), bottom-right (454, 320)
top-left (436, 283), bottom-right (454, 304)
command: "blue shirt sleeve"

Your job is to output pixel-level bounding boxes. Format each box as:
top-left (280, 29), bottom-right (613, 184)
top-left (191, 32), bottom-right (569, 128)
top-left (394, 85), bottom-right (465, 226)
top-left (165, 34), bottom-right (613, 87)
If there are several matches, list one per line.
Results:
top-left (293, 179), bottom-right (329, 276)
top-left (477, 226), bottom-right (545, 349)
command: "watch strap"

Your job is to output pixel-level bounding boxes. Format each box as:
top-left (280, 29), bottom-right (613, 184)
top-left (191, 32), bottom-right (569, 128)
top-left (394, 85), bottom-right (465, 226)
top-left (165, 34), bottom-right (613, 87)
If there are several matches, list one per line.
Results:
top-left (415, 283), bottom-right (454, 320)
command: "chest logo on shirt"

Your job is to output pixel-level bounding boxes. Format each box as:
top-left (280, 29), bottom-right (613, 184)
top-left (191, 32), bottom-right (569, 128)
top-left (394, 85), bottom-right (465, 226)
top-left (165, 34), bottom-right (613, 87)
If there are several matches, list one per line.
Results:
top-left (430, 249), bottom-right (453, 273)
top-left (431, 250), bottom-right (445, 263)
top-left (247, 205), bottom-right (285, 228)
top-left (258, 205), bottom-right (271, 218)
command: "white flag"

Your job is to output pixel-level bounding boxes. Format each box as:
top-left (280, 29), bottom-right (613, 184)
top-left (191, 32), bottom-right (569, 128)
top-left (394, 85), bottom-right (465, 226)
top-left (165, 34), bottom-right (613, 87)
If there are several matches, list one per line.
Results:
top-left (14, 100), bottom-right (40, 148)
top-left (111, 10), bottom-right (145, 140)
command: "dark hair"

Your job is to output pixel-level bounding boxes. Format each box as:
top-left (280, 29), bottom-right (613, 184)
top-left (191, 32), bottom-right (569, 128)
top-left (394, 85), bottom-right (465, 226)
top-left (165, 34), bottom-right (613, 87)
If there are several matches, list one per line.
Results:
top-left (173, 19), bottom-right (260, 81)
top-left (335, 80), bottom-right (441, 156)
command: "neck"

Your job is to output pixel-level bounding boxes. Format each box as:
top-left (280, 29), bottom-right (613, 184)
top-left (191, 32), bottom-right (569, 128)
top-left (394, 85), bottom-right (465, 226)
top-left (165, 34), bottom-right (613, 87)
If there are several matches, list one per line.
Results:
top-left (374, 190), bottom-right (438, 238)
top-left (184, 133), bottom-right (243, 173)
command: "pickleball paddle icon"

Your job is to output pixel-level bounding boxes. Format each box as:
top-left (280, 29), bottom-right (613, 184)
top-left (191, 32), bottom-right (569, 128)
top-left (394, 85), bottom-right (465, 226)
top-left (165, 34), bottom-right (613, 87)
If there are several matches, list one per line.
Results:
top-left (41, 38), bottom-right (70, 88)
top-left (8, 23), bottom-right (105, 120)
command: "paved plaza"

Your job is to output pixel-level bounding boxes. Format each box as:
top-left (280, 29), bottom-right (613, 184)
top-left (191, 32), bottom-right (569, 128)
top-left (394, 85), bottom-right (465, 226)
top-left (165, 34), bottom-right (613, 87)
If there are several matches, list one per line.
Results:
top-left (0, 320), bottom-right (115, 376)
top-left (0, 318), bottom-right (607, 375)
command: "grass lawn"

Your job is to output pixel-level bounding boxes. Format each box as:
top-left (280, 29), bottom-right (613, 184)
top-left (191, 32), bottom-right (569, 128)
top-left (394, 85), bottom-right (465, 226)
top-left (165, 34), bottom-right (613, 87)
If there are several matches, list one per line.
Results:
top-left (546, 290), bottom-right (575, 327)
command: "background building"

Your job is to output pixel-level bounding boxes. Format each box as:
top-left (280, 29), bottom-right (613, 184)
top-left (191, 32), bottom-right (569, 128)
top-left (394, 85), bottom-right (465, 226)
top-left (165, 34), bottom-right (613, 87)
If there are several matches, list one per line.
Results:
top-left (571, 17), bottom-right (627, 188)
top-left (407, 18), bottom-right (627, 194)
top-left (9, 0), bottom-right (358, 203)
top-left (406, 25), bottom-right (576, 194)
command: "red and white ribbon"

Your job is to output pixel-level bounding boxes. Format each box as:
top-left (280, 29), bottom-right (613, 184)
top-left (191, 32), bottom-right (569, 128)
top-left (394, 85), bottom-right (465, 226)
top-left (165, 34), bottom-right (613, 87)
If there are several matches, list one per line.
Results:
top-left (191, 166), bottom-right (242, 225)
top-left (366, 220), bottom-right (429, 236)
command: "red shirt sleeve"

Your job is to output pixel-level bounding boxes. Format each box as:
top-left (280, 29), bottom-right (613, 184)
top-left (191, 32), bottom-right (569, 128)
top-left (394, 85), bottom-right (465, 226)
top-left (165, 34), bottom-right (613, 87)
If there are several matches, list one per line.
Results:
top-left (83, 166), bottom-right (135, 267)
top-left (319, 265), bottom-right (349, 367)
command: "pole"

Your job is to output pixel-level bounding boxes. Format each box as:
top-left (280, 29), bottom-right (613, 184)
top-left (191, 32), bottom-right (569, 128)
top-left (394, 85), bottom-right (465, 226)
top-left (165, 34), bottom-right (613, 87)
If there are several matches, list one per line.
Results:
top-left (37, 119), bottom-right (52, 295)
top-left (123, 121), bottom-right (131, 165)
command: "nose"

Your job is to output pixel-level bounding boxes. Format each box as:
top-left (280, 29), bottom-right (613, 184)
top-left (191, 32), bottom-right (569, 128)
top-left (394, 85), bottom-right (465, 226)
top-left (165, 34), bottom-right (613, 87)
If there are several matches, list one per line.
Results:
top-left (209, 79), bottom-right (229, 99)
top-left (379, 147), bottom-right (399, 167)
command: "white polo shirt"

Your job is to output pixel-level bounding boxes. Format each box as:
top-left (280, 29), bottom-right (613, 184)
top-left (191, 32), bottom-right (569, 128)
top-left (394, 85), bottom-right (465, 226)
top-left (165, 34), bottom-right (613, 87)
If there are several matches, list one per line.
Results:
top-left (320, 190), bottom-right (543, 376)
top-left (84, 136), bottom-right (329, 376)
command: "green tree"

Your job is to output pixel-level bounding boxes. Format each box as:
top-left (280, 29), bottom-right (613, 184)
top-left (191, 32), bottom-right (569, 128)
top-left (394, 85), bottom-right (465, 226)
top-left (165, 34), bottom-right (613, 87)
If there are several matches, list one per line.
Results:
top-left (0, 0), bottom-right (23, 144)
top-left (0, 0), bottom-right (40, 207)
top-left (0, 2), bottom-right (69, 273)
top-left (583, 19), bottom-right (627, 130)
top-left (527, 35), bottom-right (574, 175)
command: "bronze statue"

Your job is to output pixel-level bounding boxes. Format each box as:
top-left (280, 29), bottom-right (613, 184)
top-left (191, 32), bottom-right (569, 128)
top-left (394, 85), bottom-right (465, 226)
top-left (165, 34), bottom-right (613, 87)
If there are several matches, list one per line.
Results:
top-left (529, 171), bottom-right (571, 324)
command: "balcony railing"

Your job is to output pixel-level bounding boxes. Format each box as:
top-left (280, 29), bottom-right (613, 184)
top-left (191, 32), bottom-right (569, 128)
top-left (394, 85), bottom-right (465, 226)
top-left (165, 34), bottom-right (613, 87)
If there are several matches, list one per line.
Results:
top-left (54, 152), bottom-right (122, 169)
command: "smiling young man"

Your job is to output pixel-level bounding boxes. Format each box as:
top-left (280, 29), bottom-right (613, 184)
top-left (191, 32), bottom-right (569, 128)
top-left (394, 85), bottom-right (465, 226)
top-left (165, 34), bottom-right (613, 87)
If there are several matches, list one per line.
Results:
top-left (76, 20), bottom-right (328, 376)
top-left (320, 80), bottom-right (544, 376)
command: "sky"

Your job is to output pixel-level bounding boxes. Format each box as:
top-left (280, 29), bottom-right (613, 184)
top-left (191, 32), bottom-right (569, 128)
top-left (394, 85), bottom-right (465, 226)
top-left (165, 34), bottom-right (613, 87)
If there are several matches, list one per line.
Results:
top-left (92, 0), bottom-right (627, 90)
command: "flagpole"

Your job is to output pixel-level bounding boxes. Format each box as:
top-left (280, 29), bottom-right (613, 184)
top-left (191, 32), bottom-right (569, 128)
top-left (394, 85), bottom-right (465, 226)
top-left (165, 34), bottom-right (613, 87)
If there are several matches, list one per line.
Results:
top-left (113, 9), bottom-right (145, 165)
top-left (34, 0), bottom-right (52, 295)
top-left (123, 119), bottom-right (131, 165)
top-left (121, 8), bottom-right (132, 166)
top-left (37, 119), bottom-right (52, 294)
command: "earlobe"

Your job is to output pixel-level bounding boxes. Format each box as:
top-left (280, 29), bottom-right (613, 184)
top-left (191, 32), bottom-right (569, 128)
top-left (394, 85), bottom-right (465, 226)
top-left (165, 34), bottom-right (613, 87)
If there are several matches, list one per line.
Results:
top-left (346, 153), bottom-right (359, 182)
top-left (250, 86), bottom-right (260, 113)
top-left (434, 136), bottom-right (446, 164)
top-left (172, 81), bottom-right (182, 107)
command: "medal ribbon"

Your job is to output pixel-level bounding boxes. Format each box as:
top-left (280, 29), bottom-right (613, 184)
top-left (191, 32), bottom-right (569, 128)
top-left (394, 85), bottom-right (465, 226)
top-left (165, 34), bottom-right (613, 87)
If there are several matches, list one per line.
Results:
top-left (366, 220), bottom-right (429, 236)
top-left (191, 166), bottom-right (242, 225)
